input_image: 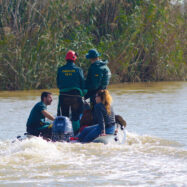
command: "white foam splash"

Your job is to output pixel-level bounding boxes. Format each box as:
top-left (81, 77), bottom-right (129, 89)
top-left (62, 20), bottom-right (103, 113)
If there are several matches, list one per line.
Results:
top-left (0, 133), bottom-right (187, 186)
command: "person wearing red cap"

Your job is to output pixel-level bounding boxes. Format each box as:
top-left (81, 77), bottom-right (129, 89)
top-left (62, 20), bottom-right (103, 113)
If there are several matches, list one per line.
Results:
top-left (56, 50), bottom-right (85, 135)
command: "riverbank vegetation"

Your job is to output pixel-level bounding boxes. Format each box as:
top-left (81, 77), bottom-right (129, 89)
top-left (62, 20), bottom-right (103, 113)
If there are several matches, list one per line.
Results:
top-left (0, 0), bottom-right (186, 90)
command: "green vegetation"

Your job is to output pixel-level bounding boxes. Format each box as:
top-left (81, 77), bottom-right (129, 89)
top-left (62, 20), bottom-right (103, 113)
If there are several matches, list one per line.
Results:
top-left (0, 0), bottom-right (186, 90)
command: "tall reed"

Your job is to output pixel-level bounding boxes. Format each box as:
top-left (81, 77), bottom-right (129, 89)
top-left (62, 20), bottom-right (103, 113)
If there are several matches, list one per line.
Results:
top-left (0, 0), bottom-right (186, 90)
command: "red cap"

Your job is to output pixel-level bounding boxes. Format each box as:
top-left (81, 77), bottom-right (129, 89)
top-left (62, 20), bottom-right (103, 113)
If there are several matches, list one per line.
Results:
top-left (65, 50), bottom-right (77, 61)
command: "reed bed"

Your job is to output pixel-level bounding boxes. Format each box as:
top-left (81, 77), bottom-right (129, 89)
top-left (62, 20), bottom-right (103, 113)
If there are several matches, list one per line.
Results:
top-left (0, 0), bottom-right (186, 90)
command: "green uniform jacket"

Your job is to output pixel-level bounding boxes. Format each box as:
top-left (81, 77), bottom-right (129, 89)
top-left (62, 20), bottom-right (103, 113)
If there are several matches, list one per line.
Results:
top-left (57, 61), bottom-right (85, 95)
top-left (85, 60), bottom-right (111, 90)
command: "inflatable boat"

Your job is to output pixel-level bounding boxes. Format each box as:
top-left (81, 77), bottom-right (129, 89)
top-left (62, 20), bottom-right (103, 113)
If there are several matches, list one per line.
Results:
top-left (16, 128), bottom-right (126, 144)
top-left (16, 115), bottom-right (126, 145)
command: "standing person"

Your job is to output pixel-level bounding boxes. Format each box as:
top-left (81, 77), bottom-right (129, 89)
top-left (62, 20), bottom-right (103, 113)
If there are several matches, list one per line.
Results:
top-left (85, 49), bottom-right (111, 106)
top-left (78, 89), bottom-right (116, 143)
top-left (57, 50), bottom-right (85, 135)
top-left (26, 92), bottom-right (54, 138)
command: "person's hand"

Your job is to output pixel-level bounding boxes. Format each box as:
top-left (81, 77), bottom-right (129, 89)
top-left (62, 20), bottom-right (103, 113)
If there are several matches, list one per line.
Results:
top-left (100, 130), bottom-right (106, 136)
top-left (48, 124), bottom-right (53, 128)
top-left (100, 133), bottom-right (106, 136)
top-left (114, 129), bottom-right (118, 135)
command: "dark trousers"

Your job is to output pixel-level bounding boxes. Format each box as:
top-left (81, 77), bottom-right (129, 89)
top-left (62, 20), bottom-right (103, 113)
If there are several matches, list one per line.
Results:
top-left (39, 127), bottom-right (52, 139)
top-left (58, 91), bottom-right (83, 121)
top-left (27, 123), bottom-right (52, 139)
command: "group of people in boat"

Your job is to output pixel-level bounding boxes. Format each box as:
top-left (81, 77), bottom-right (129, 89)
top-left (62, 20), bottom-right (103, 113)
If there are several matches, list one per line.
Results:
top-left (26, 49), bottom-right (118, 143)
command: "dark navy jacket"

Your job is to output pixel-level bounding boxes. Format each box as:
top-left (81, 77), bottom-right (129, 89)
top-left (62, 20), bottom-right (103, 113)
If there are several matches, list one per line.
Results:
top-left (93, 103), bottom-right (115, 131)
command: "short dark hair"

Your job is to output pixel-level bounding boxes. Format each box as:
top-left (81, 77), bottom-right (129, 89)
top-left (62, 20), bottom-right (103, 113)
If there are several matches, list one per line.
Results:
top-left (41, 92), bottom-right (52, 101)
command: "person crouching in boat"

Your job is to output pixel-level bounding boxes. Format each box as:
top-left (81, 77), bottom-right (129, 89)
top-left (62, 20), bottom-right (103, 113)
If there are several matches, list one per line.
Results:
top-left (78, 89), bottom-right (115, 142)
top-left (26, 92), bottom-right (55, 138)
top-left (56, 50), bottom-right (85, 135)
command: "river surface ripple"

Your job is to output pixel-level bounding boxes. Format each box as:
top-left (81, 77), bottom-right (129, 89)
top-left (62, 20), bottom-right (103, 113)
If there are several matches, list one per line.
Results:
top-left (0, 82), bottom-right (187, 187)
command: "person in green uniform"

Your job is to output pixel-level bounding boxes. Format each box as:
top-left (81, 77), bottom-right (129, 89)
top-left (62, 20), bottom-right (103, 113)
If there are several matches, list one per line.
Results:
top-left (56, 50), bottom-right (85, 135)
top-left (26, 92), bottom-right (55, 138)
top-left (85, 49), bottom-right (111, 106)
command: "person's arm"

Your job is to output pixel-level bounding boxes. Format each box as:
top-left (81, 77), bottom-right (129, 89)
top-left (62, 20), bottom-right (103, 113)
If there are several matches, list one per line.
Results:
top-left (56, 68), bottom-right (60, 89)
top-left (94, 105), bottom-right (105, 134)
top-left (79, 68), bottom-right (85, 90)
top-left (85, 67), bottom-right (92, 89)
top-left (42, 110), bottom-right (55, 121)
top-left (101, 66), bottom-right (111, 89)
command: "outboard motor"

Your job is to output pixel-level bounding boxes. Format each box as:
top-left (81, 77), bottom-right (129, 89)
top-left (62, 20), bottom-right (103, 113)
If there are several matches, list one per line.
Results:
top-left (51, 116), bottom-right (73, 142)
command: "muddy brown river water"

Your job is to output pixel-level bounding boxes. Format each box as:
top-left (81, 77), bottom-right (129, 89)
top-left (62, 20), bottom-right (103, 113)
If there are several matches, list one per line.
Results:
top-left (0, 82), bottom-right (187, 186)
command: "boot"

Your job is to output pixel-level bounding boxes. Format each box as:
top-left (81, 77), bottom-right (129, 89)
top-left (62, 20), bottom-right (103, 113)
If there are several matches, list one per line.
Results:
top-left (72, 120), bottom-right (80, 136)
